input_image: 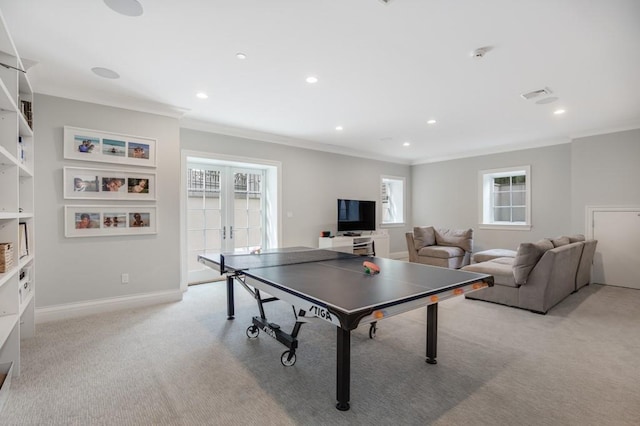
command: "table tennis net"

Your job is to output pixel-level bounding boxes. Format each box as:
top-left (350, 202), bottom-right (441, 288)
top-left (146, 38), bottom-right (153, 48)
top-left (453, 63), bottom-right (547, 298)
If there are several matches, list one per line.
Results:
top-left (220, 248), bottom-right (360, 272)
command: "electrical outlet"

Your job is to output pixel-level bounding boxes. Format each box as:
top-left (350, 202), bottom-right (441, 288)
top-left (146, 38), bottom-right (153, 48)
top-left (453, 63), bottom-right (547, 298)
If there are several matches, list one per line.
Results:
top-left (121, 273), bottom-right (129, 284)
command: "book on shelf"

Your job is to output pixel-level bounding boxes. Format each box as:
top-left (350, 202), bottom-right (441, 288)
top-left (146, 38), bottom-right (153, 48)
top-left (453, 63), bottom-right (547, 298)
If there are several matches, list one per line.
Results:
top-left (18, 136), bottom-right (25, 163)
top-left (0, 242), bottom-right (14, 273)
top-left (20, 100), bottom-right (33, 129)
top-left (19, 223), bottom-right (28, 258)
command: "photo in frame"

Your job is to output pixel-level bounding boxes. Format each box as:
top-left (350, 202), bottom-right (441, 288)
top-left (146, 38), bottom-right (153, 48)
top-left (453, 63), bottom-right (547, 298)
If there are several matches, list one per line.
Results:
top-left (64, 205), bottom-right (157, 237)
top-left (63, 166), bottom-right (156, 200)
top-left (64, 126), bottom-right (156, 167)
top-left (19, 222), bottom-right (29, 258)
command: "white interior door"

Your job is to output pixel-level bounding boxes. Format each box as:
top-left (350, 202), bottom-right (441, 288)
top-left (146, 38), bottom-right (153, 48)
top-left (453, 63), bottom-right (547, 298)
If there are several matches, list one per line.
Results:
top-left (592, 209), bottom-right (640, 289)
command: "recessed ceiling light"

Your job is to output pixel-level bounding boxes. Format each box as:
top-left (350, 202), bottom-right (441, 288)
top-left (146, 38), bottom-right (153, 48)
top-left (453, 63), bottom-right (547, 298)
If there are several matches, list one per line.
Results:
top-left (196, 92), bottom-right (208, 99)
top-left (427, 119), bottom-right (437, 125)
top-left (236, 53), bottom-right (247, 60)
top-left (103, 0), bottom-right (143, 17)
top-left (335, 126), bottom-right (343, 131)
top-left (91, 67), bottom-right (120, 79)
top-left (554, 109), bottom-right (566, 115)
top-left (306, 76), bottom-right (318, 84)
top-left (403, 142), bottom-right (411, 147)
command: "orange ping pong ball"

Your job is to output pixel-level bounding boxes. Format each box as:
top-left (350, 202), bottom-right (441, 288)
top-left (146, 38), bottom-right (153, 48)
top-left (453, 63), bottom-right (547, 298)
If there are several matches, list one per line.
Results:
top-left (373, 310), bottom-right (385, 320)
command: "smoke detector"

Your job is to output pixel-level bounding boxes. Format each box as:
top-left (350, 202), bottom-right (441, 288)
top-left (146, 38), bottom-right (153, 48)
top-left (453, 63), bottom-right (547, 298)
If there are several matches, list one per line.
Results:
top-left (471, 46), bottom-right (492, 59)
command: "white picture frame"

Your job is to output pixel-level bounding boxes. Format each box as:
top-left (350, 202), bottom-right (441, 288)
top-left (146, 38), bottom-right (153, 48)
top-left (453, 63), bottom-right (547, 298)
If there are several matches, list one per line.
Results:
top-left (64, 205), bottom-right (158, 237)
top-left (63, 166), bottom-right (156, 201)
top-left (19, 222), bottom-right (29, 258)
top-left (63, 126), bottom-right (157, 167)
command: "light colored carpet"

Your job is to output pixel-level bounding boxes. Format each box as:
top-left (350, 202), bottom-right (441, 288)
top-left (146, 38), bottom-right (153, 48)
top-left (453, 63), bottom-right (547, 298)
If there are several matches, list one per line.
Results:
top-left (2, 281), bottom-right (639, 425)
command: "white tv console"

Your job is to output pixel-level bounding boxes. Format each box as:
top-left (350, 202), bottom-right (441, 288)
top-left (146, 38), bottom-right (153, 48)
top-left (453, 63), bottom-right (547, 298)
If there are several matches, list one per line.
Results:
top-left (318, 233), bottom-right (389, 258)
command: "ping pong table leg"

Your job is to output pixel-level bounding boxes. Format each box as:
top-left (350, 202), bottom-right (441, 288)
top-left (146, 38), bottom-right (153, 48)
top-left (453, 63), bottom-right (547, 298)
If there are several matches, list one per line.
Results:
top-left (426, 303), bottom-right (438, 364)
top-left (226, 275), bottom-right (235, 320)
top-left (336, 327), bottom-right (351, 411)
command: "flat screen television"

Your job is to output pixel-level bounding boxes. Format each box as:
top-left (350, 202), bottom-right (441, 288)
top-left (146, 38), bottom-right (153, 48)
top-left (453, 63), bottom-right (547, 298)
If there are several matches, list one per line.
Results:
top-left (337, 199), bottom-right (376, 233)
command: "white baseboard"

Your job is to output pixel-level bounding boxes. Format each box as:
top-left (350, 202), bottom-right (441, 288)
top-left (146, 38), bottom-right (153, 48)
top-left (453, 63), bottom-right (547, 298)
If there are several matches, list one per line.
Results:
top-left (35, 289), bottom-right (184, 324)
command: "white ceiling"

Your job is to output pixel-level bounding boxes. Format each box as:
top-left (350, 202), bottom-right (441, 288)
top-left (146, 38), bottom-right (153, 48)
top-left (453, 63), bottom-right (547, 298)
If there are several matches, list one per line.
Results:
top-left (2, 0), bottom-right (639, 164)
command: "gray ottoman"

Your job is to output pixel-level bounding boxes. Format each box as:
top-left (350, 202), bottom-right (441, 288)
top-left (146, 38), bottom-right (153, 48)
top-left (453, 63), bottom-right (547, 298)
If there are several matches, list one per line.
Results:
top-left (472, 248), bottom-right (517, 264)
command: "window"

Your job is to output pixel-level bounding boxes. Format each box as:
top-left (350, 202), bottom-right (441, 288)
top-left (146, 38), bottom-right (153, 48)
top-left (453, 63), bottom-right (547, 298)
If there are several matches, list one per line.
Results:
top-left (381, 175), bottom-right (405, 225)
top-left (479, 166), bottom-right (531, 230)
top-left (187, 168), bottom-right (220, 194)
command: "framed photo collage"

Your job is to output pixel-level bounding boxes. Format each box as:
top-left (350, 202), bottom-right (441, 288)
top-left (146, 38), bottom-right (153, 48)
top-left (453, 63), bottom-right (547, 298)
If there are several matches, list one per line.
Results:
top-left (63, 126), bottom-right (158, 237)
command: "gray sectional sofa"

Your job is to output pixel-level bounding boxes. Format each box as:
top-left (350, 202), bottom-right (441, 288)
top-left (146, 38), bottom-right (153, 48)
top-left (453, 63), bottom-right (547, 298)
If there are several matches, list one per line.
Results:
top-left (461, 235), bottom-right (597, 314)
top-left (576, 239), bottom-right (598, 291)
top-left (406, 227), bottom-right (473, 269)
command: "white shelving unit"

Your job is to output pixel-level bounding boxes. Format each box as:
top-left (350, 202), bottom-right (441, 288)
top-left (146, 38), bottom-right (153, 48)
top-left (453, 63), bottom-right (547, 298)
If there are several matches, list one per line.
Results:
top-left (319, 234), bottom-right (389, 258)
top-left (0, 7), bottom-right (35, 399)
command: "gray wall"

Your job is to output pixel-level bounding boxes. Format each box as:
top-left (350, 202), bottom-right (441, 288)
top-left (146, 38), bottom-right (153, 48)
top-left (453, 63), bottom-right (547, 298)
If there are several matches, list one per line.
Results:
top-left (412, 129), bottom-right (640, 253)
top-left (180, 128), bottom-right (412, 254)
top-left (412, 143), bottom-right (574, 252)
top-left (35, 95), bottom-right (181, 307)
top-left (35, 93), bottom-right (638, 310)
top-left (34, 95), bottom-right (410, 310)
top-left (571, 128), bottom-right (640, 232)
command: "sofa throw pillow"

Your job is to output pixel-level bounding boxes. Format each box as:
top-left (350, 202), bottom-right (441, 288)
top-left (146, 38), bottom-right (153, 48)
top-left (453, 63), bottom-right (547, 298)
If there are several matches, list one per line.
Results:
top-left (538, 238), bottom-right (554, 252)
top-left (513, 239), bottom-right (554, 284)
top-left (568, 234), bottom-right (586, 243)
top-left (551, 236), bottom-right (571, 247)
top-left (435, 228), bottom-right (473, 253)
top-left (413, 226), bottom-right (436, 249)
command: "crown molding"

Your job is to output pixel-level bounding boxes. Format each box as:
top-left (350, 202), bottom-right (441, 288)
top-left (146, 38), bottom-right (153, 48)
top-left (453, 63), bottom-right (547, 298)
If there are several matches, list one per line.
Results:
top-left (179, 118), bottom-right (412, 165)
top-left (410, 137), bottom-right (571, 165)
top-left (35, 88), bottom-right (189, 119)
top-left (569, 123), bottom-right (640, 140)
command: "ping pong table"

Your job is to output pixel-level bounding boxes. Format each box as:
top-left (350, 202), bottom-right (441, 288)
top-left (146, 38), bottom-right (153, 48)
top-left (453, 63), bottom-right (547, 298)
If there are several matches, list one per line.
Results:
top-left (198, 247), bottom-right (493, 411)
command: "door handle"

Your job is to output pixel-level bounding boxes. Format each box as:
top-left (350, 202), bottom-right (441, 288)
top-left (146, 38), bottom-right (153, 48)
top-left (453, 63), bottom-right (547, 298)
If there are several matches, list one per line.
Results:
top-left (222, 226), bottom-right (226, 240)
top-left (230, 226), bottom-right (233, 239)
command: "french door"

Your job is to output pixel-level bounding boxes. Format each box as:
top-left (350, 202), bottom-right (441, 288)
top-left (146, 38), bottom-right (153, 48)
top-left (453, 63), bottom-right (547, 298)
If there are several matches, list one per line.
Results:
top-left (187, 165), bottom-right (265, 283)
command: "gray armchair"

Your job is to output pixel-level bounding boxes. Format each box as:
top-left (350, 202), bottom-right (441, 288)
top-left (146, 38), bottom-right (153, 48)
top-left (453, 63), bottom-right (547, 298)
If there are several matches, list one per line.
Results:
top-left (406, 226), bottom-right (473, 269)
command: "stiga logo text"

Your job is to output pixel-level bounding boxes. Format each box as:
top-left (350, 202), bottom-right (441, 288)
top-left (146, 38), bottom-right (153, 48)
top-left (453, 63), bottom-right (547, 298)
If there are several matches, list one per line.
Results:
top-left (309, 305), bottom-right (332, 321)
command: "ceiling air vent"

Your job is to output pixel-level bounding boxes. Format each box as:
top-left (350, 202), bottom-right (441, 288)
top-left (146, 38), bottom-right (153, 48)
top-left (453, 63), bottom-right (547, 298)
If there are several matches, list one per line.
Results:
top-left (521, 87), bottom-right (552, 101)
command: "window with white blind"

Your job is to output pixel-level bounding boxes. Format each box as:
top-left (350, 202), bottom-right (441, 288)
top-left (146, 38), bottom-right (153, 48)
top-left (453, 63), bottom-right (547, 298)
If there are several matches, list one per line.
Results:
top-left (479, 166), bottom-right (531, 230)
top-left (381, 175), bottom-right (405, 225)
